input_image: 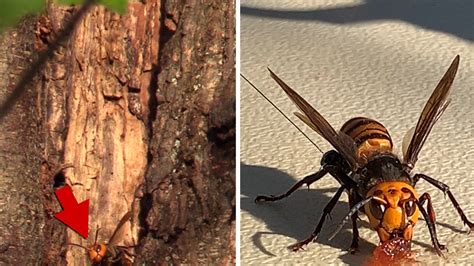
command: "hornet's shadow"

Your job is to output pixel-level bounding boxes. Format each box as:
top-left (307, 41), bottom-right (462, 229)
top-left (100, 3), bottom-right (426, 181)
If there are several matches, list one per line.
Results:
top-left (241, 0), bottom-right (474, 42)
top-left (241, 163), bottom-right (377, 265)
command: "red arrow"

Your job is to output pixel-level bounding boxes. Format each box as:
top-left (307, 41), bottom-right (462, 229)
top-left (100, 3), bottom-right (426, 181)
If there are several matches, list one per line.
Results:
top-left (54, 185), bottom-right (89, 238)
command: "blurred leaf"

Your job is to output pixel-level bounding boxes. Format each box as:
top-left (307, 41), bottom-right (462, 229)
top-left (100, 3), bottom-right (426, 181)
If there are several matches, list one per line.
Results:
top-left (0, 0), bottom-right (127, 32)
top-left (57, 0), bottom-right (85, 4)
top-left (58, 0), bottom-right (127, 14)
top-left (99, 0), bottom-right (127, 14)
top-left (0, 0), bottom-right (45, 31)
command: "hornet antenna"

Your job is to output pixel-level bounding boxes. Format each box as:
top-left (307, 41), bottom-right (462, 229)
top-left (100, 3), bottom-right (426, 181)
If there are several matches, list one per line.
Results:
top-left (240, 73), bottom-right (323, 154)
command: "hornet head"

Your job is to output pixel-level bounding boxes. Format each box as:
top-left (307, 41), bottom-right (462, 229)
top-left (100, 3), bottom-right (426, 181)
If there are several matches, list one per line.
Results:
top-left (365, 181), bottom-right (419, 243)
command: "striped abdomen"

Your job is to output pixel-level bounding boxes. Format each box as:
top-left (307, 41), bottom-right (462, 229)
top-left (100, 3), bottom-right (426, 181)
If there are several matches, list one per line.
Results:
top-left (340, 117), bottom-right (393, 162)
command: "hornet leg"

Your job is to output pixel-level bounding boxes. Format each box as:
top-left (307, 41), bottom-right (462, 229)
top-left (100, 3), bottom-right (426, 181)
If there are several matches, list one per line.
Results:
top-left (415, 173), bottom-right (474, 231)
top-left (348, 189), bottom-right (361, 254)
top-left (255, 154), bottom-right (357, 251)
top-left (289, 185), bottom-right (347, 252)
top-left (255, 168), bottom-right (329, 203)
top-left (417, 192), bottom-right (445, 257)
top-left (116, 245), bottom-right (138, 256)
top-left (117, 245), bottom-right (137, 262)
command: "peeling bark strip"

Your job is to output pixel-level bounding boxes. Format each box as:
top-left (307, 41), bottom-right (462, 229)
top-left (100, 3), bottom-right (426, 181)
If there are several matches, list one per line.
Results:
top-left (138, 0), bottom-right (235, 264)
top-left (38, 1), bottom-right (160, 265)
top-left (62, 2), bottom-right (159, 265)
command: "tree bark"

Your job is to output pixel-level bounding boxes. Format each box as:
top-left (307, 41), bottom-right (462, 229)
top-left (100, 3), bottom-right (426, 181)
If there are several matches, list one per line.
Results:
top-left (0, 0), bottom-right (235, 265)
top-left (136, 0), bottom-right (235, 264)
top-left (0, 18), bottom-right (45, 265)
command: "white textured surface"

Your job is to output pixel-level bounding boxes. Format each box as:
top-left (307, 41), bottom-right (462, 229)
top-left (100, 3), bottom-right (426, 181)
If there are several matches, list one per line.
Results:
top-left (240, 0), bottom-right (474, 265)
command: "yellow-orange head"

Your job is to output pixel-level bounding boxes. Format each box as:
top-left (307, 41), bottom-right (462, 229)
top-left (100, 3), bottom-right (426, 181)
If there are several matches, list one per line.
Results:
top-left (364, 181), bottom-right (419, 243)
top-left (87, 243), bottom-right (107, 263)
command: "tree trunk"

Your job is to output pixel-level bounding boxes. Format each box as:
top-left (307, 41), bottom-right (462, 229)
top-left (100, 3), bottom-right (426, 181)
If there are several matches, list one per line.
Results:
top-left (0, 0), bottom-right (235, 265)
top-left (0, 18), bottom-right (45, 265)
top-left (136, 0), bottom-right (235, 263)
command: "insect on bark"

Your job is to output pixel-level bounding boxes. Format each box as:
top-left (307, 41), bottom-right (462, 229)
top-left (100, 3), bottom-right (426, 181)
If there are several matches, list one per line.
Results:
top-left (244, 55), bottom-right (474, 256)
top-left (69, 211), bottom-right (135, 265)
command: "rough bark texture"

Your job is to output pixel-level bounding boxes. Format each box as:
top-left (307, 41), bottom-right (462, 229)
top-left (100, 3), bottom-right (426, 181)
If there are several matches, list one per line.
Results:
top-left (39, 2), bottom-right (159, 265)
top-left (1, 0), bottom-right (235, 265)
top-left (0, 18), bottom-right (45, 264)
top-left (136, 0), bottom-right (235, 264)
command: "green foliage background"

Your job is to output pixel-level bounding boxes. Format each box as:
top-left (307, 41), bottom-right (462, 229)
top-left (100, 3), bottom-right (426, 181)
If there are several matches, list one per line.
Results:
top-left (0, 0), bottom-right (45, 30)
top-left (0, 0), bottom-right (127, 31)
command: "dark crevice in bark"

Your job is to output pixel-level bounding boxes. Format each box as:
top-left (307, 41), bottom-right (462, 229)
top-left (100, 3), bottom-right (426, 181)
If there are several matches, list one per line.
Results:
top-left (143, 0), bottom-right (178, 181)
top-left (207, 119), bottom-right (235, 147)
top-left (140, 0), bottom-right (180, 242)
top-left (53, 170), bottom-right (67, 189)
top-left (145, 0), bottom-right (176, 125)
top-left (137, 191), bottom-right (153, 240)
top-left (145, 64), bottom-right (159, 163)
